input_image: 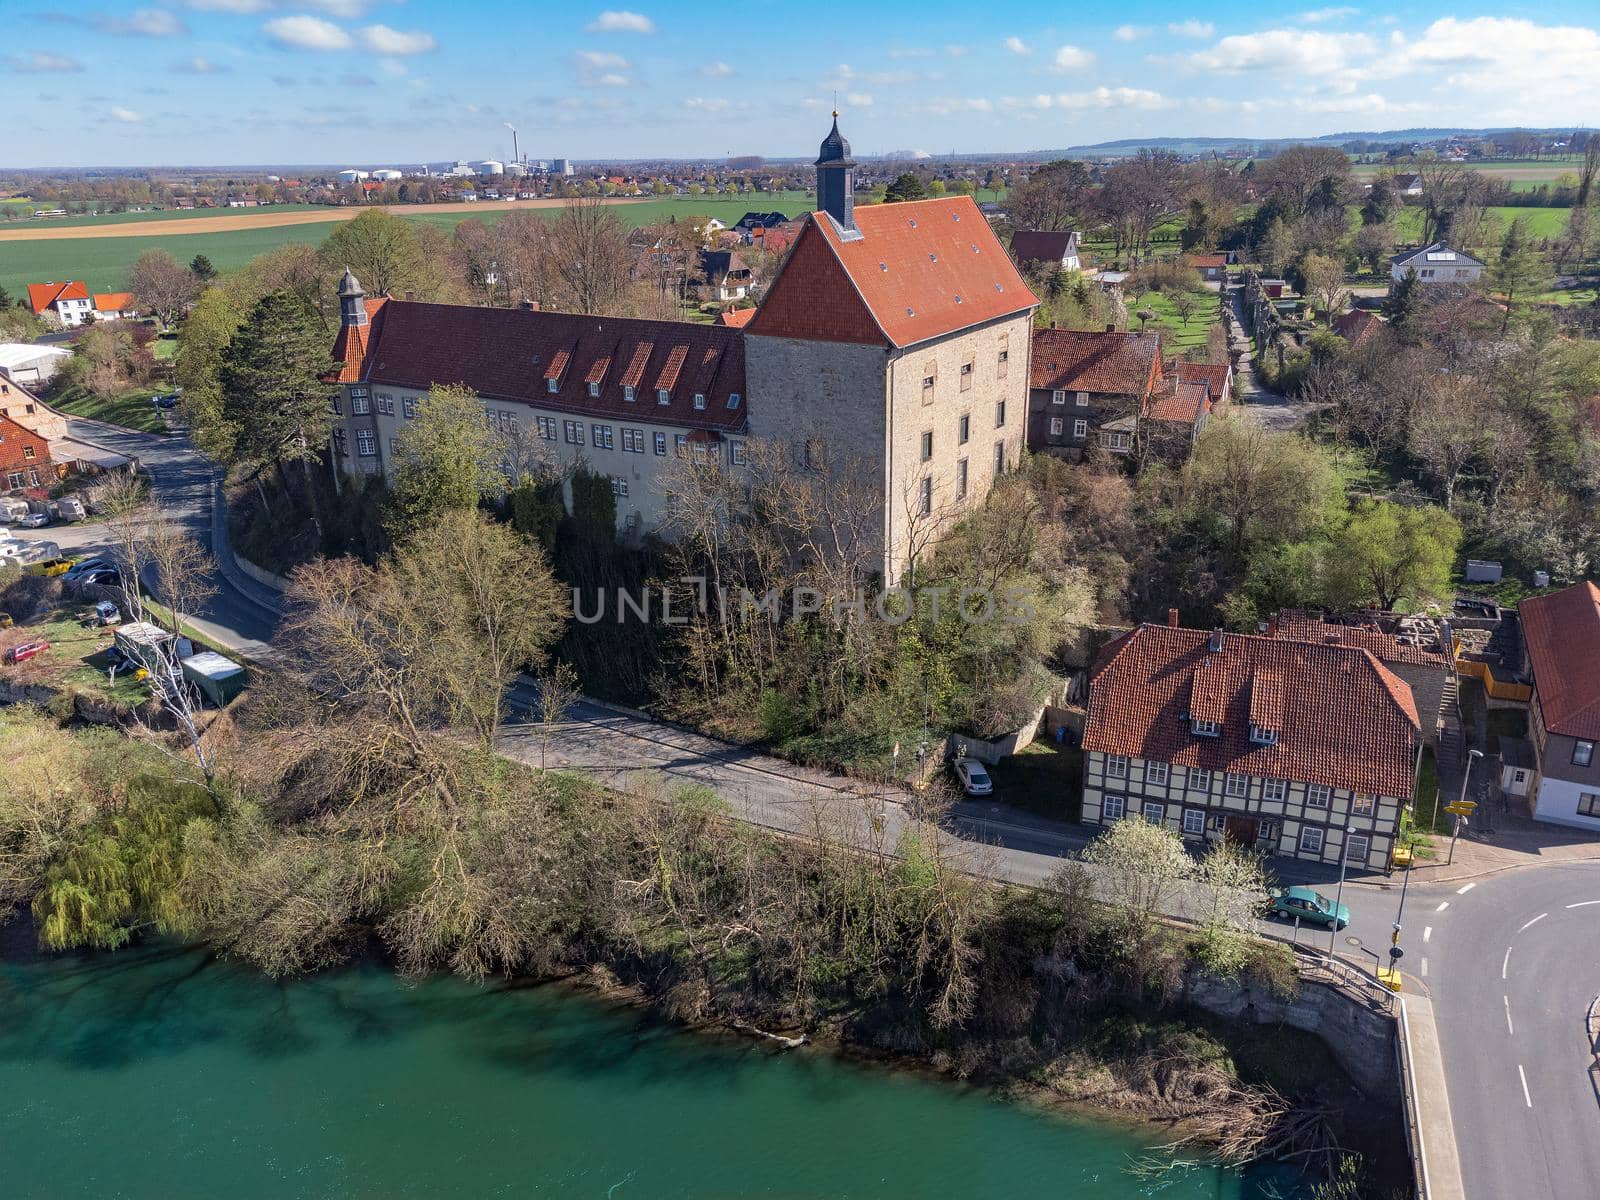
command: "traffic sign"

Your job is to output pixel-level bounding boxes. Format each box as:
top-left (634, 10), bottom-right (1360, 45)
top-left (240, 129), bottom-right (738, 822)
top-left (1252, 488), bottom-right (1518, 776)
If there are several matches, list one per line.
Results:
top-left (1449, 799), bottom-right (1478, 811)
top-left (1389, 946), bottom-right (1404, 960)
top-left (1445, 802), bottom-right (1476, 816)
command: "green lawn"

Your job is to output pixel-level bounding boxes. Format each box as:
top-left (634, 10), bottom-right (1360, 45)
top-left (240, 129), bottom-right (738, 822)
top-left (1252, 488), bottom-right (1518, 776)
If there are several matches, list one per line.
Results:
top-left (50, 382), bottom-right (169, 433)
top-left (1391, 204), bottom-right (1571, 245)
top-left (1129, 290), bottom-right (1216, 351)
top-left (1412, 747), bottom-right (1448, 836)
top-left (1, 203), bottom-right (340, 230)
top-left (4, 612), bottom-right (149, 707)
top-left (985, 740), bottom-right (1083, 822)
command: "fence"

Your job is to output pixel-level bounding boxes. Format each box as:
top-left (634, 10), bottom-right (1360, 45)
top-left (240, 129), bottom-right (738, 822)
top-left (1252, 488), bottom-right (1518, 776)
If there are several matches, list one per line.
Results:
top-left (1453, 654), bottom-right (1532, 703)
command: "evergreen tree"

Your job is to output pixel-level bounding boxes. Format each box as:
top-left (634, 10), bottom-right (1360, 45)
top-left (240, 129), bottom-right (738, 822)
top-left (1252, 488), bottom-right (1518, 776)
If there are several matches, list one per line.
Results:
top-left (883, 173), bottom-right (929, 204)
top-left (1381, 267), bottom-right (1419, 324)
top-left (189, 254), bottom-right (218, 283)
top-left (386, 383), bottom-right (506, 538)
top-left (1490, 216), bottom-right (1552, 331)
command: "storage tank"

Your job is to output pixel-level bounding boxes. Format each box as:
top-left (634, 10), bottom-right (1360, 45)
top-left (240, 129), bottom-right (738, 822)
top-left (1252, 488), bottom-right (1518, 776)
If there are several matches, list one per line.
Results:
top-left (504, 162), bottom-right (528, 178)
top-left (336, 169), bottom-right (369, 185)
top-left (478, 160), bottom-right (504, 178)
top-left (371, 168), bottom-right (403, 182)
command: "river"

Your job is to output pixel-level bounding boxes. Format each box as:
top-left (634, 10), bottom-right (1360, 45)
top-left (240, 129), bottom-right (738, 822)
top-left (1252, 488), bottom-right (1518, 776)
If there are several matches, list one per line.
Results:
top-left (0, 939), bottom-right (1308, 1198)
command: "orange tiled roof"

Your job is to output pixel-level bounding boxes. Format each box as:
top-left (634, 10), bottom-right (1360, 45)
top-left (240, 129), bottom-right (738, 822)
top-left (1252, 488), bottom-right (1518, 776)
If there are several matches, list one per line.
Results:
top-left (93, 292), bottom-right (134, 313)
top-left (324, 298), bottom-right (388, 383)
top-left (1084, 624), bottom-right (1420, 797)
top-left (749, 196), bottom-right (1036, 349)
top-left (25, 280), bottom-right (89, 314)
top-left (1271, 610), bottom-right (1449, 669)
top-left (1521, 582), bottom-right (1600, 739)
top-left (1186, 254), bottom-right (1228, 269)
top-left (1332, 308), bottom-right (1385, 347)
top-left (1146, 378), bottom-right (1210, 424)
top-left (716, 307), bottom-right (756, 328)
top-left (1176, 359), bottom-right (1230, 402)
top-left (1032, 328), bottom-right (1162, 396)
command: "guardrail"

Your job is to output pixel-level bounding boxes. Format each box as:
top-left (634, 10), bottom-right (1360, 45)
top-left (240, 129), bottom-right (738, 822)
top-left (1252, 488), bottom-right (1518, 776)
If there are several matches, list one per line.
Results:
top-left (1397, 997), bottom-right (1432, 1200)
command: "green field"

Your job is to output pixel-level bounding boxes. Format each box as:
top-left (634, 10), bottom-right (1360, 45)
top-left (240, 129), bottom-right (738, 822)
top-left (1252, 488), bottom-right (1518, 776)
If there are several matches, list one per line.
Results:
top-left (1389, 204), bottom-right (1571, 245)
top-left (1129, 289), bottom-right (1216, 350)
top-left (0, 191), bottom-right (820, 299)
top-left (49, 382), bottom-right (170, 433)
top-left (0, 203), bottom-right (339, 229)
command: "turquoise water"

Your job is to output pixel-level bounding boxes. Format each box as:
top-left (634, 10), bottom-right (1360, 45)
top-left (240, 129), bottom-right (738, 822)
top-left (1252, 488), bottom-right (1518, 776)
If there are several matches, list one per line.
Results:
top-left (0, 940), bottom-right (1304, 1199)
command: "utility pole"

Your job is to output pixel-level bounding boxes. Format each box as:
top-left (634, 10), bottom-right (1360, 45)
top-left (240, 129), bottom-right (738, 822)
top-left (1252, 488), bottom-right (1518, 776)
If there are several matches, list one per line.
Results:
top-left (1329, 825), bottom-right (1351, 957)
top-left (1447, 749), bottom-right (1484, 866)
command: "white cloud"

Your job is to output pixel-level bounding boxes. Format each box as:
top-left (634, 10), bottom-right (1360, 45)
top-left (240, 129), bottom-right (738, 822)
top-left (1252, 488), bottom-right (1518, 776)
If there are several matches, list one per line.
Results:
top-left (586, 10), bottom-right (655, 33)
top-left (171, 57), bottom-right (228, 74)
top-left (1395, 17), bottom-right (1600, 108)
top-left (378, 58), bottom-right (407, 77)
top-left (888, 47), bottom-right (936, 59)
top-left (7, 51), bottom-right (83, 73)
top-left (1052, 44), bottom-right (1095, 70)
top-left (945, 44), bottom-right (969, 57)
top-left (684, 96), bottom-right (729, 111)
top-left (698, 61), bottom-right (733, 77)
top-left (846, 91), bottom-right (874, 106)
top-left (589, 72), bottom-right (631, 87)
top-left (1113, 25), bottom-right (1150, 41)
top-left (110, 106), bottom-right (144, 123)
top-left (304, 0), bottom-right (372, 16)
top-left (1301, 7), bottom-right (1358, 22)
top-left (182, 0), bottom-right (271, 11)
top-left (832, 64), bottom-right (921, 86)
top-left (99, 9), bottom-right (187, 36)
top-left (576, 50), bottom-right (629, 69)
top-left (1168, 20), bottom-right (1216, 37)
top-left (1191, 29), bottom-right (1373, 74)
top-left (1016, 86), bottom-right (1172, 111)
top-left (1003, 36), bottom-right (1029, 55)
top-left (263, 15), bottom-right (353, 50)
top-left (1291, 92), bottom-right (1422, 114)
top-left (359, 25), bottom-right (437, 55)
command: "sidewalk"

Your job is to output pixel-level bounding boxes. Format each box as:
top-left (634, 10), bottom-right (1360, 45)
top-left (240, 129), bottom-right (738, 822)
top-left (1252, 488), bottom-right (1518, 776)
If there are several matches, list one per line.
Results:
top-left (1398, 984), bottom-right (1466, 1200)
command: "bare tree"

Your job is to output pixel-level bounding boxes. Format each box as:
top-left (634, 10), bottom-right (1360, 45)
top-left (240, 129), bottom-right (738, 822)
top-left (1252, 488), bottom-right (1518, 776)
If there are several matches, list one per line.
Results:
top-left (1408, 376), bottom-right (1490, 510)
top-left (535, 660), bottom-right (580, 770)
top-left (130, 249), bottom-right (198, 328)
top-left (548, 196), bottom-right (634, 315)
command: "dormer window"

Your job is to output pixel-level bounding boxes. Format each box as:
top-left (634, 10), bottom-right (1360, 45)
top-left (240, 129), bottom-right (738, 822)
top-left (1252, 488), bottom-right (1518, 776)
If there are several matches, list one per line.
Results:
top-left (624, 385), bottom-right (635, 402)
top-left (727, 392), bottom-right (741, 409)
top-left (1250, 725), bottom-right (1278, 746)
top-left (547, 378), bottom-right (558, 394)
top-left (587, 382), bottom-right (600, 398)
top-left (657, 388), bottom-right (670, 405)
top-left (693, 393), bottom-right (706, 410)
top-left (1192, 719), bottom-right (1221, 737)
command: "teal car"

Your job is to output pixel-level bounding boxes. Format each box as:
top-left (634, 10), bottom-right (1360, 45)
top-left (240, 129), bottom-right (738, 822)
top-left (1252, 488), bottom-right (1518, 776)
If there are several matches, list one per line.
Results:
top-left (1266, 886), bottom-right (1349, 930)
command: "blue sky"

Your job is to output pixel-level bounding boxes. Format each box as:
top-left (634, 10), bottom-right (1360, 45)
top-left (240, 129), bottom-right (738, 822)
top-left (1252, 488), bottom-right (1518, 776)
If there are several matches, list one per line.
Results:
top-left (7, 1), bottom-right (1600, 167)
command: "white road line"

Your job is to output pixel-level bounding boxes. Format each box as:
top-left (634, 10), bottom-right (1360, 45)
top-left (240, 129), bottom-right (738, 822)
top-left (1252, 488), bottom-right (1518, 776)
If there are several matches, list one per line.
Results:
top-left (1420, 957), bottom-right (1429, 977)
top-left (1567, 900), bottom-right (1600, 909)
top-left (1424, 926), bottom-right (1433, 943)
top-left (1518, 913), bottom-right (1549, 933)
top-left (1457, 882), bottom-right (1476, 895)
top-left (1519, 1064), bottom-right (1533, 1108)
top-left (1503, 946), bottom-right (1513, 979)
top-left (1504, 995), bottom-right (1514, 1035)
top-left (1436, 901), bottom-right (1450, 913)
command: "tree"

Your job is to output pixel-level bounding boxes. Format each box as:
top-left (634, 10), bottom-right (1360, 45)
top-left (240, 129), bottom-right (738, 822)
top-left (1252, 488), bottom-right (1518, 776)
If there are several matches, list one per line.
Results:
top-left (1259, 216), bottom-right (1297, 278)
top-left (1323, 500), bottom-right (1461, 612)
top-left (534, 660), bottom-right (580, 770)
top-left (1076, 815), bottom-right (1191, 934)
top-left (217, 291), bottom-right (333, 516)
top-left (130, 249), bottom-right (197, 327)
top-left (546, 196), bottom-right (633, 315)
top-left (1008, 159), bottom-right (1091, 231)
top-left (386, 383), bottom-right (507, 537)
top-left (1352, 222), bottom-right (1392, 275)
top-left (1490, 217), bottom-right (1553, 331)
top-left (883, 173), bottom-right (928, 204)
top-left (1182, 419), bottom-right (1340, 557)
top-left (1257, 144), bottom-right (1351, 219)
top-left (318, 208), bottom-right (429, 298)
top-left (1170, 288), bottom-right (1205, 328)
top-left (1408, 376), bottom-right (1490, 510)
top-left (1299, 253), bottom-right (1349, 326)
top-left (1188, 841), bottom-right (1271, 978)
top-left (1382, 268), bottom-right (1419, 325)
top-left (189, 254), bottom-right (218, 283)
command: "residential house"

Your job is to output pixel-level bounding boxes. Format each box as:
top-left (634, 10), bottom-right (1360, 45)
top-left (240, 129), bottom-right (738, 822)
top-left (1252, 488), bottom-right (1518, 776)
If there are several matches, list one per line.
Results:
top-left (746, 115), bottom-right (1038, 580)
top-left (0, 413), bottom-right (52, 490)
top-left (1081, 617), bottom-right (1421, 872)
top-left (1392, 173), bottom-right (1424, 197)
top-left (733, 211), bottom-right (790, 242)
top-left (1026, 327), bottom-right (1162, 460)
top-left (1186, 253), bottom-right (1228, 283)
top-left (1010, 230), bottom-right (1082, 275)
top-left (322, 270), bottom-right (747, 539)
top-left (716, 308), bottom-right (757, 328)
top-left (26, 281), bottom-right (94, 327)
top-left (1175, 359), bottom-right (1232, 409)
top-left (1332, 308), bottom-right (1385, 349)
top-left (690, 249), bottom-right (753, 304)
top-left (1268, 609), bottom-right (1451, 746)
top-left (1142, 376), bottom-right (1214, 462)
top-left (1518, 582), bottom-right (1600, 830)
top-left (0, 378), bottom-right (135, 476)
top-left (91, 292), bottom-right (136, 321)
top-left (0, 343), bottom-right (72, 387)
top-left (1390, 243), bottom-right (1485, 289)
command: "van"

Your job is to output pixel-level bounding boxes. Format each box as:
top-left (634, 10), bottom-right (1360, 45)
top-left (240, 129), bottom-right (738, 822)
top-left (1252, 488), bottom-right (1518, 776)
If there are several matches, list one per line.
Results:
top-left (0, 498), bottom-right (31, 524)
top-left (50, 497), bottom-right (86, 522)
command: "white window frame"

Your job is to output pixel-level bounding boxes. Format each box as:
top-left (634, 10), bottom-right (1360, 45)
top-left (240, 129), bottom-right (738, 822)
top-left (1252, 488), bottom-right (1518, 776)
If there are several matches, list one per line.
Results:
top-left (1575, 741), bottom-right (1595, 768)
top-left (1049, 417), bottom-right (1063, 436)
top-left (623, 385), bottom-right (636, 402)
top-left (1142, 801), bottom-right (1165, 825)
top-left (1188, 768), bottom-right (1213, 792)
top-left (1307, 783), bottom-right (1332, 809)
top-left (587, 381), bottom-right (600, 398)
top-left (1102, 794), bottom-right (1126, 821)
top-left (693, 393), bottom-right (706, 410)
top-left (591, 423), bottom-right (614, 450)
top-left (731, 440), bottom-right (746, 466)
top-left (611, 476), bottom-right (628, 497)
top-left (1298, 826), bottom-right (1325, 855)
top-left (351, 393), bottom-right (371, 416)
top-left (653, 432), bottom-right (667, 456)
top-left (355, 428), bottom-right (376, 457)
top-left (1225, 772), bottom-right (1248, 798)
top-left (563, 420), bottom-right (584, 445)
top-left (1073, 418), bottom-right (1087, 438)
top-left (1263, 778), bottom-right (1287, 803)
top-left (1146, 762), bottom-right (1169, 786)
top-left (547, 377), bottom-right (559, 394)
top-left (1352, 793), bottom-right (1376, 816)
top-left (1192, 718), bottom-right (1221, 737)
top-left (403, 395), bottom-right (417, 419)
top-left (536, 415), bottom-right (557, 440)
top-left (1250, 725), bottom-right (1278, 745)
top-left (657, 388), bottom-right (670, 405)
top-left (1051, 389), bottom-right (1066, 405)
top-left (1182, 809), bottom-right (1206, 837)
top-left (1105, 754), bottom-right (1128, 779)
top-left (1346, 833), bottom-right (1371, 863)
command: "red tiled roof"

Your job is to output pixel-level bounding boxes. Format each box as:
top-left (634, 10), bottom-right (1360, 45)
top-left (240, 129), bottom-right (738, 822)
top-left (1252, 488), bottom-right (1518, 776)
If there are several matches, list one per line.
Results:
top-left (331, 300), bottom-right (748, 433)
top-left (1146, 378), bottom-right (1210, 424)
top-left (1031, 328), bottom-right (1162, 396)
top-left (1186, 254), bottom-right (1227, 269)
top-left (716, 307), bottom-right (757, 328)
top-left (93, 292), bottom-right (134, 313)
top-left (324, 298), bottom-right (388, 383)
top-left (1332, 308), bottom-right (1385, 347)
top-left (1176, 359), bottom-right (1230, 402)
top-left (1271, 610), bottom-right (1449, 669)
top-left (749, 196), bottom-right (1036, 349)
top-left (1010, 230), bottom-right (1079, 267)
top-left (1521, 582), bottom-right (1600, 739)
top-left (25, 280), bottom-right (89, 314)
top-left (1084, 624), bottom-right (1420, 797)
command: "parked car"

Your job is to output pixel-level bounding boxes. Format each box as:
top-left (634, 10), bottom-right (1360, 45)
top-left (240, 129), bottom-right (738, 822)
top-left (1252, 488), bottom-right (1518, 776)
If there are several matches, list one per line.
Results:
top-left (66, 557), bottom-right (115, 579)
top-left (151, 393), bottom-right (179, 410)
top-left (50, 497), bottom-right (85, 522)
top-left (952, 757), bottom-right (993, 797)
top-left (93, 600), bottom-right (121, 626)
top-left (1265, 886), bottom-right (1350, 930)
top-left (3, 640), bottom-right (50, 665)
top-left (26, 557), bottom-right (74, 577)
top-left (0, 497), bottom-right (31, 524)
top-left (77, 568), bottom-right (122, 588)
top-left (12, 511), bottom-right (49, 529)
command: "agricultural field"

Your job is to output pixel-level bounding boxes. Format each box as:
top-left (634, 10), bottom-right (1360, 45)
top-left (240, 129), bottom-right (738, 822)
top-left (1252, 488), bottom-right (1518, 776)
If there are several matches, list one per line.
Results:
top-left (1351, 157), bottom-right (1585, 189)
top-left (0, 191), bottom-right (817, 299)
top-left (1389, 204), bottom-right (1572, 244)
top-left (0, 203), bottom-right (339, 229)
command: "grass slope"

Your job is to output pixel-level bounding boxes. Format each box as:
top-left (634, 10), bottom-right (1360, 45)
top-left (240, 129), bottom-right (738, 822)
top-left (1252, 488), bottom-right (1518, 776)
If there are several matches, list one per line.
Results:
top-left (50, 383), bottom-right (169, 433)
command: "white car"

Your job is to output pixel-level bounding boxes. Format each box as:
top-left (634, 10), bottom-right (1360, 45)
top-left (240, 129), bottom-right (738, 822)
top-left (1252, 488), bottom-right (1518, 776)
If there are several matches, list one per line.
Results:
top-left (952, 758), bottom-right (993, 796)
top-left (13, 511), bottom-right (49, 529)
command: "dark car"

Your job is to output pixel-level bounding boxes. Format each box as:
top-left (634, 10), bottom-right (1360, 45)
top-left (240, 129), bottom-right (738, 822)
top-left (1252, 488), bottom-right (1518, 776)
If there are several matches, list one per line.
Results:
top-left (78, 568), bottom-right (122, 588)
top-left (151, 393), bottom-right (180, 410)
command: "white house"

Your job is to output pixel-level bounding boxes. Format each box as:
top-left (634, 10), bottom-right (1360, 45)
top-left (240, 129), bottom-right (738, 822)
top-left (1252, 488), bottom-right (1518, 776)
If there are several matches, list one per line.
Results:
top-left (1390, 243), bottom-right (1485, 287)
top-left (26, 281), bottom-right (94, 327)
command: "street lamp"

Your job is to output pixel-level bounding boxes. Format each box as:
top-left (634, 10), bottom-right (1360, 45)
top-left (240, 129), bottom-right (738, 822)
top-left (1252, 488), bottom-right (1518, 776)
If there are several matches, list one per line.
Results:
top-left (1447, 749), bottom-right (1484, 866)
top-left (1329, 823), bottom-right (1352, 957)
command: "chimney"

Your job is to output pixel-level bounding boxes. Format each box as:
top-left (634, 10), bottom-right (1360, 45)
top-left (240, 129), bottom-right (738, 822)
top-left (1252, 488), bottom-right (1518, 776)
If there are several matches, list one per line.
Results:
top-left (1208, 628), bottom-right (1224, 653)
top-left (403, 290), bottom-right (416, 302)
top-left (1050, 320), bottom-right (1057, 330)
top-left (1266, 614), bottom-right (1279, 638)
top-left (1106, 323), bottom-right (1115, 333)
top-left (519, 298), bottom-right (541, 311)
top-left (1167, 607), bottom-right (1179, 628)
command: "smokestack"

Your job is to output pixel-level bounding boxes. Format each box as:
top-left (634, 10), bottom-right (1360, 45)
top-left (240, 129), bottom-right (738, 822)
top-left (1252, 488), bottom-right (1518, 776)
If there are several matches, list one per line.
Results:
top-left (1167, 608), bottom-right (1179, 628)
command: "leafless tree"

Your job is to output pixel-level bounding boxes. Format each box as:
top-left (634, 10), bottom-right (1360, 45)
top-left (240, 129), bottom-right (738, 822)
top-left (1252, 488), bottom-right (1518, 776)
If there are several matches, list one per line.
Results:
top-left (1408, 376), bottom-right (1490, 510)
top-left (548, 196), bottom-right (634, 315)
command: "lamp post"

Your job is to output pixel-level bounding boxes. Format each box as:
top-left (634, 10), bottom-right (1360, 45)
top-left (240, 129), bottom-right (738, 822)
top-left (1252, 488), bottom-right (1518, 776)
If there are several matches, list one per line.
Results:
top-left (1329, 824), bottom-right (1352, 957)
top-left (1447, 749), bottom-right (1484, 867)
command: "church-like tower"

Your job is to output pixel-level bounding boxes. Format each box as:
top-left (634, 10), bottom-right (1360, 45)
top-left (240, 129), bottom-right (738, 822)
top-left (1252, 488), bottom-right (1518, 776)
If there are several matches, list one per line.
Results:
top-left (815, 112), bottom-right (857, 233)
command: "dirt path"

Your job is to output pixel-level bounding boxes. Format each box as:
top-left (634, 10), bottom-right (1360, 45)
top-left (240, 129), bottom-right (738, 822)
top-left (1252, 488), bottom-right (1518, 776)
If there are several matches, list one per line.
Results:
top-left (0, 198), bottom-right (628, 242)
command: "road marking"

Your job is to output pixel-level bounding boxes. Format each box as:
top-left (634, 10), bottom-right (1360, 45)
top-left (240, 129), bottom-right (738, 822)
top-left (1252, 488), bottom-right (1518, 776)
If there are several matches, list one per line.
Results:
top-left (1435, 901), bottom-right (1450, 913)
top-left (1518, 913), bottom-right (1549, 933)
top-left (1424, 926), bottom-right (1433, 943)
top-left (1518, 1064), bottom-right (1533, 1108)
top-left (1503, 946), bottom-right (1513, 979)
top-left (1567, 900), bottom-right (1600, 909)
top-left (1457, 882), bottom-right (1476, 895)
top-left (1420, 957), bottom-right (1428, 977)
top-left (1504, 995), bottom-right (1514, 1035)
